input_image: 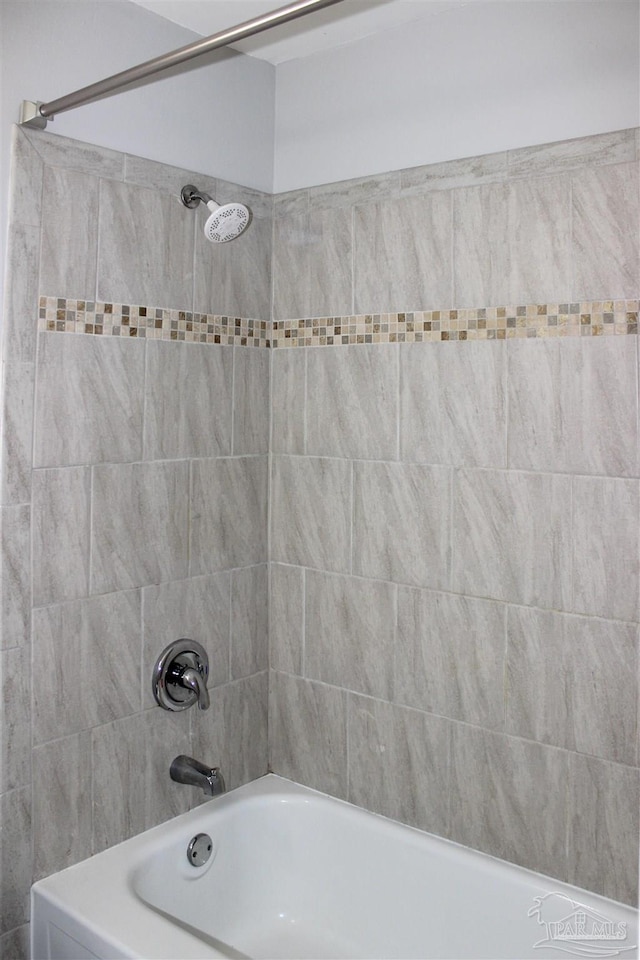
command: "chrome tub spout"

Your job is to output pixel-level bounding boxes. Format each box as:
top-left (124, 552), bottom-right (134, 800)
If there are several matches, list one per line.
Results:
top-left (170, 756), bottom-right (225, 797)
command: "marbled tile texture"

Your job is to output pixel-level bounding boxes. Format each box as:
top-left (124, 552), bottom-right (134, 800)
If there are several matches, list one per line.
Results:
top-left (270, 318), bottom-right (640, 905)
top-left (0, 128), bottom-right (274, 953)
top-left (2, 127), bottom-right (640, 956)
top-left (268, 132), bottom-right (640, 903)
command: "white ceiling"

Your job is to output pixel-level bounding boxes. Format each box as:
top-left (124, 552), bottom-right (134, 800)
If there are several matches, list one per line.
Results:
top-left (129, 0), bottom-right (471, 65)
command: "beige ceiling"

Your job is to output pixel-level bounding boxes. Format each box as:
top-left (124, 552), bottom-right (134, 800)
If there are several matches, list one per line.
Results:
top-left (129, 0), bottom-right (471, 64)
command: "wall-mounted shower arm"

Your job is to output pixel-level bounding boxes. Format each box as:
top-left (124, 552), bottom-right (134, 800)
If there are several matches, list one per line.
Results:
top-left (19, 0), bottom-right (345, 129)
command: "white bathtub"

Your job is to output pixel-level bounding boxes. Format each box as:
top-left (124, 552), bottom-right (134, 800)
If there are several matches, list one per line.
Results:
top-left (32, 774), bottom-right (638, 960)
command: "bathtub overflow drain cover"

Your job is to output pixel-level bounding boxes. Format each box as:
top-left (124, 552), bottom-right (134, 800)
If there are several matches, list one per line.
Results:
top-left (187, 833), bottom-right (213, 867)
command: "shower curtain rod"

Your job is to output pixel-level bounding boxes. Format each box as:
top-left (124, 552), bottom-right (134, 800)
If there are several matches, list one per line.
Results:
top-left (19, 0), bottom-right (345, 129)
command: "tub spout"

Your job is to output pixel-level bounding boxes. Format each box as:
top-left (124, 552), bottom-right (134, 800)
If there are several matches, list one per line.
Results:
top-left (170, 755), bottom-right (225, 797)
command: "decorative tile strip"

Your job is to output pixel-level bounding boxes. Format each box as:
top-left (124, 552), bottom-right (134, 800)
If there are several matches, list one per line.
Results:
top-left (38, 297), bottom-right (270, 348)
top-left (271, 300), bottom-right (639, 347)
top-left (39, 297), bottom-right (639, 348)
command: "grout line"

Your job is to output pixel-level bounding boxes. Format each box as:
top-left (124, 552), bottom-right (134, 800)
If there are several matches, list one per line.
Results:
top-left (448, 466), bottom-right (455, 592)
top-left (186, 459), bottom-right (193, 579)
top-left (301, 567), bottom-right (306, 678)
top-left (228, 571), bottom-right (233, 683)
top-left (395, 341), bottom-right (401, 462)
top-left (345, 687), bottom-right (350, 802)
top-left (87, 466), bottom-right (94, 596)
top-left (230, 346), bottom-right (236, 456)
top-left (139, 588), bottom-right (146, 714)
top-left (502, 603), bottom-right (509, 734)
top-left (349, 461), bottom-right (355, 576)
top-left (351, 203), bottom-right (356, 317)
top-left (302, 347), bottom-right (308, 456)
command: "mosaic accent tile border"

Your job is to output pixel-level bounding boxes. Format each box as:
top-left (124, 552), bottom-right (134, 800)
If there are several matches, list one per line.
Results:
top-left (38, 297), bottom-right (269, 348)
top-left (39, 297), bottom-right (639, 348)
top-left (272, 300), bottom-right (639, 347)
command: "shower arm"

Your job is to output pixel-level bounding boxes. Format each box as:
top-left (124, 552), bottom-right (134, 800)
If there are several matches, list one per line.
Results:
top-left (19, 0), bottom-right (345, 129)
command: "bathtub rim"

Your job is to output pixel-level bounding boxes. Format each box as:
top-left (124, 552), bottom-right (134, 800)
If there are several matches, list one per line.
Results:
top-left (31, 773), bottom-right (639, 960)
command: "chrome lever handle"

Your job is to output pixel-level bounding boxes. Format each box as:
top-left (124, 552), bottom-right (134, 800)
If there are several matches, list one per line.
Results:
top-left (152, 639), bottom-right (210, 712)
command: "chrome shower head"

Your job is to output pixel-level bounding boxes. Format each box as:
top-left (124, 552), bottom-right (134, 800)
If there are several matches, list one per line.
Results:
top-left (181, 184), bottom-right (251, 244)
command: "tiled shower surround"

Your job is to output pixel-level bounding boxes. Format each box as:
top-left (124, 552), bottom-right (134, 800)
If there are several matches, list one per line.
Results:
top-left (1, 124), bottom-right (639, 955)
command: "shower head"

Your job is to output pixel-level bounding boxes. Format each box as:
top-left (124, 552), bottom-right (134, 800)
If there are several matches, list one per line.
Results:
top-left (181, 184), bottom-right (251, 244)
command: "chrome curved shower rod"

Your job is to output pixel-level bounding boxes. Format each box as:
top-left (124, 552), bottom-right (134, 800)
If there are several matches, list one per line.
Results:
top-left (19, 0), bottom-right (345, 129)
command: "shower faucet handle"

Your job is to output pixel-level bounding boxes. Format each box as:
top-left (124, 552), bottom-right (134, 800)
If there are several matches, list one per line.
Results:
top-left (152, 639), bottom-right (210, 712)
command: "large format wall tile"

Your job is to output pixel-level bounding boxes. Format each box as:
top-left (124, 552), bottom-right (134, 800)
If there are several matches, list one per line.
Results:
top-left (0, 505), bottom-right (30, 650)
top-left (305, 571), bottom-right (395, 699)
top-left (401, 340), bottom-right (506, 467)
top-left (0, 923), bottom-right (29, 960)
top-left (2, 222), bottom-right (40, 363)
top-left (354, 192), bottom-right (452, 313)
top-left (450, 725), bottom-right (569, 879)
top-left (507, 336), bottom-right (638, 477)
top-left (231, 565), bottom-right (268, 679)
top-left (272, 213), bottom-right (311, 321)
top-left (32, 590), bottom-right (141, 743)
top-left (572, 162), bottom-right (640, 300)
top-left (194, 214), bottom-right (272, 320)
top-left (353, 461), bottom-right (451, 588)
top-left (190, 457), bottom-right (268, 573)
top-left (123, 155), bottom-right (216, 199)
top-left (396, 588), bottom-right (505, 729)
top-left (307, 207), bottom-right (353, 318)
top-left (269, 672), bottom-right (348, 799)
top-left (271, 349), bottom-right (305, 455)
top-left (269, 564), bottom-right (304, 674)
top-left (8, 129), bottom-right (43, 230)
top-left (271, 456), bottom-right (351, 573)
top-left (143, 341), bottom-right (233, 460)
top-left (506, 606), bottom-right (637, 765)
top-left (1, 361), bottom-right (34, 505)
top-left (233, 347), bottom-right (270, 455)
top-left (452, 182), bottom-right (510, 307)
top-left (39, 166), bottom-right (98, 300)
top-left (140, 707), bottom-right (193, 829)
top-left (508, 175), bottom-right (571, 303)
top-left (0, 787), bottom-right (31, 934)
top-left (91, 460), bottom-right (189, 593)
top-left (306, 344), bottom-right (398, 460)
top-left (142, 574), bottom-right (231, 708)
top-left (32, 467), bottom-right (90, 607)
top-left (348, 695), bottom-right (450, 837)
top-left (572, 476), bottom-right (639, 621)
top-left (193, 673), bottom-right (268, 792)
top-left (272, 194), bottom-right (356, 320)
top-left (452, 469), bottom-right (572, 608)
top-left (90, 708), bottom-right (193, 851)
top-left (32, 734), bottom-right (92, 880)
top-left (34, 333), bottom-right (145, 468)
top-left (568, 753), bottom-right (639, 905)
top-left (1, 646), bottom-right (30, 793)
top-left (97, 179), bottom-right (195, 309)
top-left (91, 714), bottom-right (146, 852)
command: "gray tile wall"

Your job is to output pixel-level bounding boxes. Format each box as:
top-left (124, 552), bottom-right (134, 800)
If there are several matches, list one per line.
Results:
top-left (268, 127), bottom-right (640, 907)
top-left (269, 337), bottom-right (640, 907)
top-left (2, 123), bottom-right (639, 960)
top-left (272, 128), bottom-right (639, 319)
top-left (0, 128), bottom-right (271, 953)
